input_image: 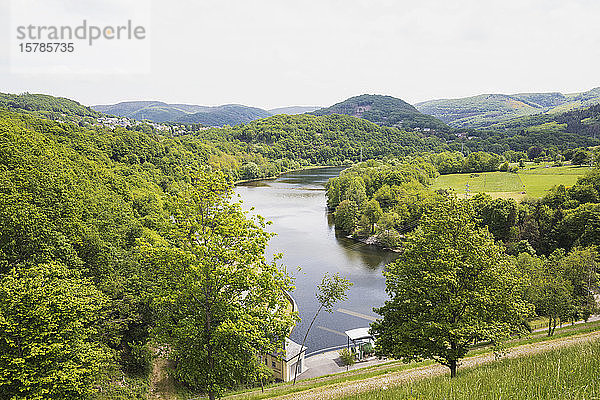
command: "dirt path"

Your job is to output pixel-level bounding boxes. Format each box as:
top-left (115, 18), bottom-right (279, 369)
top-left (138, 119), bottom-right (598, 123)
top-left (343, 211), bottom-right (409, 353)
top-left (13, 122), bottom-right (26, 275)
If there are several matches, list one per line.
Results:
top-left (272, 330), bottom-right (600, 400)
top-left (148, 353), bottom-right (178, 400)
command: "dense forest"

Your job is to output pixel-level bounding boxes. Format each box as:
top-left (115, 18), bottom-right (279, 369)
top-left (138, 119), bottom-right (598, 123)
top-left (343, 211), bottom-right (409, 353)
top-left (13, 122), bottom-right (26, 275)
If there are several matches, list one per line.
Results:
top-left (326, 159), bottom-right (599, 338)
top-left (0, 110), bottom-right (191, 397)
top-left (202, 113), bottom-right (446, 166)
top-left (0, 109), bottom-right (299, 399)
top-left (326, 157), bottom-right (600, 255)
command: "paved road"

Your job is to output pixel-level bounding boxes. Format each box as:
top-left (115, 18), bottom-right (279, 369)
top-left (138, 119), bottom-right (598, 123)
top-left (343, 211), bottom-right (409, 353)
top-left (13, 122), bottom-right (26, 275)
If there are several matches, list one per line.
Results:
top-left (297, 351), bottom-right (390, 380)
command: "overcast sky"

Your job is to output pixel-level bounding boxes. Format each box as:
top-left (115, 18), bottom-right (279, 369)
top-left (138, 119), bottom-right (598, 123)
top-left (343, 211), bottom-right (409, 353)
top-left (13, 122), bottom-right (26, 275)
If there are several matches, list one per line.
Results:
top-left (1, 0), bottom-right (599, 109)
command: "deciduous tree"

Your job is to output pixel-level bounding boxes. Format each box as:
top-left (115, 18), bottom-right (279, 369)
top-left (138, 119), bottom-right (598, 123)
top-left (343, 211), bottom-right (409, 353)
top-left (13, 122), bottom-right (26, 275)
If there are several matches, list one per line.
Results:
top-left (372, 199), bottom-right (531, 377)
top-left (149, 171), bottom-right (297, 399)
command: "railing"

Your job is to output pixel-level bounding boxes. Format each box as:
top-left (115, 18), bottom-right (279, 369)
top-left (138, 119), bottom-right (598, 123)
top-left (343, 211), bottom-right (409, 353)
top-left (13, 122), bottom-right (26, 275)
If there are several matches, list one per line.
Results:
top-left (304, 344), bottom-right (348, 358)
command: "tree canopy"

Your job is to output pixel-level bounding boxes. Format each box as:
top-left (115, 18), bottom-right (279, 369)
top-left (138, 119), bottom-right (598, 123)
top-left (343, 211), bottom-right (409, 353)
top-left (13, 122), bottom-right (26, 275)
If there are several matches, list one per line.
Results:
top-left (0, 263), bottom-right (112, 399)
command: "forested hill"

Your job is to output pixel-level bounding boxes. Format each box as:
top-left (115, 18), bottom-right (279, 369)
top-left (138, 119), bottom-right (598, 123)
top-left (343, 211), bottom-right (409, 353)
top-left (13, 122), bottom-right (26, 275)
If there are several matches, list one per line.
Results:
top-left (202, 113), bottom-right (446, 169)
top-left (488, 103), bottom-right (600, 136)
top-left (0, 97), bottom-right (448, 181)
top-left (5, 91), bottom-right (600, 171)
top-left (93, 101), bottom-right (272, 125)
top-left (416, 87), bottom-right (600, 128)
top-left (310, 94), bottom-right (449, 131)
top-left (458, 103), bottom-right (600, 154)
top-left (0, 92), bottom-right (98, 118)
top-left (0, 109), bottom-right (204, 397)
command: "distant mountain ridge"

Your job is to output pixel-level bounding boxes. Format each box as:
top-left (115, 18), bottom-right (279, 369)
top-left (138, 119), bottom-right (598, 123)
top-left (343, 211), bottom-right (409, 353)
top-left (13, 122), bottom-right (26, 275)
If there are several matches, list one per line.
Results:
top-left (92, 101), bottom-right (272, 126)
top-left (269, 106), bottom-right (321, 115)
top-left (416, 87), bottom-right (600, 128)
top-left (92, 101), bottom-right (322, 126)
top-left (310, 94), bottom-right (448, 131)
top-left (175, 104), bottom-right (272, 126)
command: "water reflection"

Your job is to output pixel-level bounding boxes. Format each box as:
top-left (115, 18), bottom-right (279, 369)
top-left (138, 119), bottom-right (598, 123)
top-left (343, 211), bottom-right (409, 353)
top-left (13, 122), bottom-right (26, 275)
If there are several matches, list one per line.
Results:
top-left (235, 167), bottom-right (398, 352)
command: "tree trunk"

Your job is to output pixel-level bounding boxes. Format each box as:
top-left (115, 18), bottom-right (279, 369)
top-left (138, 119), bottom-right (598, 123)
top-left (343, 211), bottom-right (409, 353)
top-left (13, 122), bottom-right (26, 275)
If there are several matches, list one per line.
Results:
top-left (293, 305), bottom-right (324, 384)
top-left (209, 392), bottom-right (215, 400)
top-left (449, 360), bottom-right (457, 378)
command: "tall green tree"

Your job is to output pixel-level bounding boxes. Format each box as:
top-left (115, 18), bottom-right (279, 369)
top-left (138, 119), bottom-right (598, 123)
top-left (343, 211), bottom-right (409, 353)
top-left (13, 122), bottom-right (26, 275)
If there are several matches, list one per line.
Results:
top-left (334, 200), bottom-right (360, 234)
top-left (371, 199), bottom-right (531, 377)
top-left (525, 248), bottom-right (598, 335)
top-left (363, 198), bottom-right (383, 234)
top-left (0, 263), bottom-right (112, 399)
top-left (149, 171), bottom-right (296, 399)
top-left (559, 247), bottom-right (598, 321)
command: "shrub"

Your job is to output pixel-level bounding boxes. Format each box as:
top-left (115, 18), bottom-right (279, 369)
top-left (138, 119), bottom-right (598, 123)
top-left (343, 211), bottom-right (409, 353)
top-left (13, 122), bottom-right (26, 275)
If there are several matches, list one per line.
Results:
top-left (339, 348), bottom-right (355, 366)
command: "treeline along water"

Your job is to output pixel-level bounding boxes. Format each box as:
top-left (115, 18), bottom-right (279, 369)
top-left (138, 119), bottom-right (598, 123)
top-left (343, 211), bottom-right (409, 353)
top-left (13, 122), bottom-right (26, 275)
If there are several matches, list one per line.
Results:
top-left (235, 167), bottom-right (398, 352)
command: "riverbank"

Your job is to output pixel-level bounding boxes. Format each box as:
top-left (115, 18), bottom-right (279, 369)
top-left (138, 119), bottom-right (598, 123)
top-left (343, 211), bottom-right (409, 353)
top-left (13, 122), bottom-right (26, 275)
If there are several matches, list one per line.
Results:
top-left (234, 164), bottom-right (345, 185)
top-left (234, 166), bottom-right (393, 352)
top-left (352, 235), bottom-right (403, 253)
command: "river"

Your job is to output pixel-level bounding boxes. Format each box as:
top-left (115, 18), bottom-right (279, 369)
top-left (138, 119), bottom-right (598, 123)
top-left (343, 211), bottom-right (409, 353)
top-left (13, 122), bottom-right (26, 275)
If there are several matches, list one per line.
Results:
top-left (235, 167), bottom-right (398, 352)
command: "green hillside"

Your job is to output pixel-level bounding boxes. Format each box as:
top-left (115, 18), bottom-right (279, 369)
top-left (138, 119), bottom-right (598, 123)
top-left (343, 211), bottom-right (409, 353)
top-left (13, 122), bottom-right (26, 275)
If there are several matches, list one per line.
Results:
top-left (488, 103), bottom-right (600, 135)
top-left (311, 94), bottom-right (449, 131)
top-left (0, 92), bottom-right (98, 118)
top-left (0, 92), bottom-right (449, 181)
top-left (416, 87), bottom-right (600, 128)
top-left (201, 113), bottom-right (446, 169)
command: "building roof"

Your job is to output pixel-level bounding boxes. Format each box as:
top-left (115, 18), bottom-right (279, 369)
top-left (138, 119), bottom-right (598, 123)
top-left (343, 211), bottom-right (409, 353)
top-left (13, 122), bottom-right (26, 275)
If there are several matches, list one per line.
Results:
top-left (284, 338), bottom-right (306, 362)
top-left (345, 327), bottom-right (373, 341)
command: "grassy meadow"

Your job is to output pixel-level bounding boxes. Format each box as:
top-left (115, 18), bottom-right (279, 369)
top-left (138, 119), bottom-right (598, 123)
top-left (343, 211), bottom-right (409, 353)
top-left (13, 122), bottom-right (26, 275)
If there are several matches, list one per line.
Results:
top-left (344, 339), bottom-right (600, 400)
top-left (431, 164), bottom-right (592, 199)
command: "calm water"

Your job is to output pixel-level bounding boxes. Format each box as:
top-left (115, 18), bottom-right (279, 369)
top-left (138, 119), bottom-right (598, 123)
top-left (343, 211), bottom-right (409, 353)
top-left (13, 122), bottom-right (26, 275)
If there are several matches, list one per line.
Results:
top-left (235, 167), bottom-right (398, 352)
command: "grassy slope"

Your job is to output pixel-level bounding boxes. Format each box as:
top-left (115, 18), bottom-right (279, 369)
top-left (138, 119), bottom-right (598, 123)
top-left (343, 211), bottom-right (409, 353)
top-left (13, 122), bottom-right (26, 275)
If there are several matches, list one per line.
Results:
top-left (415, 88), bottom-right (600, 128)
top-left (345, 338), bottom-right (600, 400)
top-left (431, 164), bottom-right (592, 199)
top-left (220, 321), bottom-right (600, 400)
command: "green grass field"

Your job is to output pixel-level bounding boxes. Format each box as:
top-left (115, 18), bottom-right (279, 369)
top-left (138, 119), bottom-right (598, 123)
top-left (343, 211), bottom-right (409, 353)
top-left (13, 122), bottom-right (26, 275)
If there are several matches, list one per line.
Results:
top-left (345, 339), bottom-right (600, 400)
top-left (431, 164), bottom-right (592, 199)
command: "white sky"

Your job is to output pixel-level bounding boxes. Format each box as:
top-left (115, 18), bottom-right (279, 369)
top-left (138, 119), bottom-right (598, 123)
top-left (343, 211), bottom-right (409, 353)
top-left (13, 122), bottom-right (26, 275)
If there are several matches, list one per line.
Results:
top-left (0, 0), bottom-right (599, 109)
